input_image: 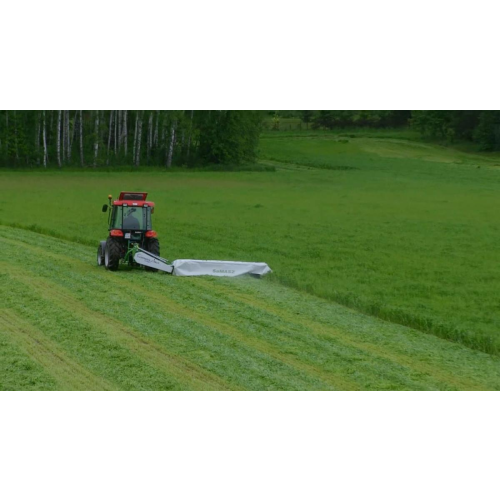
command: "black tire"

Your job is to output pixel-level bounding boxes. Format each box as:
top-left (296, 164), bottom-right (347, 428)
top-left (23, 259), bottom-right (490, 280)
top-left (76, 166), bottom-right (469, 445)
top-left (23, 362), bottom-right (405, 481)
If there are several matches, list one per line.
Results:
top-left (97, 241), bottom-right (106, 266)
top-left (105, 237), bottom-right (121, 271)
top-left (145, 238), bottom-right (160, 272)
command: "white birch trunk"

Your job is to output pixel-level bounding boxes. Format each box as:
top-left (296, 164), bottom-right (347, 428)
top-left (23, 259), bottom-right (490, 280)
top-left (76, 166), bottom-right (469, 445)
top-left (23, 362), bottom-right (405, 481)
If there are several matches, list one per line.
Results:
top-left (133, 112), bottom-right (138, 163)
top-left (66, 109), bottom-right (71, 161)
top-left (14, 111), bottom-right (19, 160)
top-left (117, 110), bottom-right (122, 153)
top-left (4, 112), bottom-right (8, 156)
top-left (57, 110), bottom-right (62, 167)
top-left (35, 112), bottom-right (41, 165)
top-left (70, 110), bottom-right (77, 158)
top-left (123, 110), bottom-right (128, 156)
top-left (153, 111), bottom-right (159, 148)
top-left (166, 120), bottom-right (176, 168)
top-left (135, 112), bottom-right (143, 166)
top-left (114, 110), bottom-right (118, 155)
top-left (65, 110), bottom-right (71, 162)
top-left (79, 110), bottom-right (84, 166)
top-left (147, 112), bottom-right (153, 161)
top-left (62, 110), bottom-right (67, 163)
top-left (107, 110), bottom-right (114, 164)
top-left (42, 111), bottom-right (48, 167)
top-left (64, 110), bottom-right (68, 161)
top-left (161, 119), bottom-right (166, 149)
top-left (93, 111), bottom-right (100, 166)
top-left (186, 110), bottom-right (194, 161)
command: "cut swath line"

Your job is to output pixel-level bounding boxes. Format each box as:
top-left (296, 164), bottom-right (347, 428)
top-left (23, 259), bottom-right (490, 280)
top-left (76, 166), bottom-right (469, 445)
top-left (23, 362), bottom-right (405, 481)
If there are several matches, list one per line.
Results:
top-left (189, 279), bottom-right (493, 391)
top-left (0, 310), bottom-right (116, 391)
top-left (4, 266), bottom-right (237, 391)
top-left (3, 241), bottom-right (359, 390)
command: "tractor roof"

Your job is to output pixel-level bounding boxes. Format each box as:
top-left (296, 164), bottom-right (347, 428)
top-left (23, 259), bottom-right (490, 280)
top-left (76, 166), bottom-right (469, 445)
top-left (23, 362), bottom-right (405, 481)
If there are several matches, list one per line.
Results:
top-left (113, 200), bottom-right (155, 207)
top-left (119, 192), bottom-right (148, 201)
top-left (114, 192), bottom-right (154, 207)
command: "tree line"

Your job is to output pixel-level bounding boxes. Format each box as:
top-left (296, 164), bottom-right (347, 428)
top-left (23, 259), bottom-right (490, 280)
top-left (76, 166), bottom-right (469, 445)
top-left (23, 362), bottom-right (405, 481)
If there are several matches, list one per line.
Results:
top-left (410, 111), bottom-right (500, 150)
top-left (0, 111), bottom-right (263, 168)
top-left (272, 111), bottom-right (500, 150)
top-left (2, 110), bottom-right (499, 168)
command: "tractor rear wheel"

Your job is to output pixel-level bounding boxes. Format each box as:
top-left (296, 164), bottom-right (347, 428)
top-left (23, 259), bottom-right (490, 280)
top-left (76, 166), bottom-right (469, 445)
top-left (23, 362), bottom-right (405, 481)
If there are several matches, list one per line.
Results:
top-left (105, 237), bottom-right (121, 271)
top-left (145, 238), bottom-right (160, 272)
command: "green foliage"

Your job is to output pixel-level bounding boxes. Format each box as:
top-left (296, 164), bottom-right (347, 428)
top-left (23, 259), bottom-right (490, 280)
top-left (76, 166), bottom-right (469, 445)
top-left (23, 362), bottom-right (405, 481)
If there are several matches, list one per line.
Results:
top-left (474, 111), bottom-right (500, 150)
top-left (197, 111), bottom-right (263, 164)
top-left (300, 110), bottom-right (314, 124)
top-left (312, 110), bottom-right (411, 129)
top-left (0, 110), bottom-right (264, 169)
top-left (411, 110), bottom-right (500, 149)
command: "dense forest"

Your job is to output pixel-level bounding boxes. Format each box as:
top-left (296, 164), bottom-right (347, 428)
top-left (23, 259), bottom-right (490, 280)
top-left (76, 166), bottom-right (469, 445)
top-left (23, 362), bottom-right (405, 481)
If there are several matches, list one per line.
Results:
top-left (1, 110), bottom-right (499, 168)
top-left (0, 111), bottom-right (262, 168)
top-left (274, 111), bottom-right (500, 151)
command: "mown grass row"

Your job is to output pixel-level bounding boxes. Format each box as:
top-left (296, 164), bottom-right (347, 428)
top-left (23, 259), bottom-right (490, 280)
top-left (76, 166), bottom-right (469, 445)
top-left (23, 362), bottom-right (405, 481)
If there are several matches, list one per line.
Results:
top-left (1, 227), bottom-right (499, 390)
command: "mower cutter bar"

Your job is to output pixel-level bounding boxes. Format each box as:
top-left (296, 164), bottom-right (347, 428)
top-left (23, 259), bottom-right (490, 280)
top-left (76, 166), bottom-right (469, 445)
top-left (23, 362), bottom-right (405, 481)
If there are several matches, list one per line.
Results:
top-left (134, 248), bottom-right (174, 274)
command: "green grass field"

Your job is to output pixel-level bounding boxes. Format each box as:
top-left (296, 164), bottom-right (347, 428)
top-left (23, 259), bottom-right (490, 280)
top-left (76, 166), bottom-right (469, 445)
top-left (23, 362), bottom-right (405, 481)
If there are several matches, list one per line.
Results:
top-left (1, 130), bottom-right (500, 389)
top-left (1, 227), bottom-right (498, 390)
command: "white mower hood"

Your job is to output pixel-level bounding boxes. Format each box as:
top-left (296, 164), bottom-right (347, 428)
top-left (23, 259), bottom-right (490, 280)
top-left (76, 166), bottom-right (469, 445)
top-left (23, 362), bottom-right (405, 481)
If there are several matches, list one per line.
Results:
top-left (171, 259), bottom-right (271, 277)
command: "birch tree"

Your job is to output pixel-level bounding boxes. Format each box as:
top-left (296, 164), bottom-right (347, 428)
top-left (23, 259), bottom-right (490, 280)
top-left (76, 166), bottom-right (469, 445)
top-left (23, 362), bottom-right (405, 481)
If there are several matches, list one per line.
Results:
top-left (135, 111), bottom-right (143, 166)
top-left (147, 112), bottom-right (153, 162)
top-left (57, 110), bottom-right (62, 167)
top-left (153, 111), bottom-right (159, 148)
top-left (79, 110), bottom-right (84, 166)
top-left (65, 110), bottom-right (69, 161)
top-left (186, 110), bottom-right (194, 160)
top-left (117, 110), bottom-right (122, 153)
top-left (4, 111), bottom-right (8, 157)
top-left (70, 110), bottom-right (77, 158)
top-left (93, 111), bottom-right (100, 166)
top-left (63, 110), bottom-right (70, 163)
top-left (107, 110), bottom-right (114, 164)
top-left (42, 111), bottom-right (48, 167)
top-left (167, 119), bottom-right (177, 168)
top-left (13, 111), bottom-right (19, 161)
top-left (62, 110), bottom-right (66, 163)
top-left (122, 110), bottom-right (128, 156)
top-left (114, 110), bottom-right (118, 155)
top-left (133, 111), bottom-right (139, 163)
top-left (161, 116), bottom-right (166, 150)
top-left (0, 110), bottom-right (264, 168)
top-left (35, 112), bottom-right (41, 165)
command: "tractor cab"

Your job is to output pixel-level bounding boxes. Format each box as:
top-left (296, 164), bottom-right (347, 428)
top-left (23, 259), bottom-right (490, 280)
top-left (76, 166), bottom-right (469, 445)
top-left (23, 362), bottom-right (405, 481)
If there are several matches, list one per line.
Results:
top-left (103, 192), bottom-right (156, 236)
top-left (98, 192), bottom-right (160, 270)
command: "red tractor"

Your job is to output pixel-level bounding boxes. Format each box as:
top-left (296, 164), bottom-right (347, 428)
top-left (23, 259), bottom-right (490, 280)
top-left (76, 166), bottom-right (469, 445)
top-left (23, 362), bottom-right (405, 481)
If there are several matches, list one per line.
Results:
top-left (97, 192), bottom-right (160, 271)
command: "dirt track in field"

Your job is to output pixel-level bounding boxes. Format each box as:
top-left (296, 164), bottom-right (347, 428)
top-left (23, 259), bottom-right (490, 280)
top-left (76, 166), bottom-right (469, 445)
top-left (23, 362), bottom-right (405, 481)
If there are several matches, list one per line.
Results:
top-left (1, 226), bottom-right (499, 391)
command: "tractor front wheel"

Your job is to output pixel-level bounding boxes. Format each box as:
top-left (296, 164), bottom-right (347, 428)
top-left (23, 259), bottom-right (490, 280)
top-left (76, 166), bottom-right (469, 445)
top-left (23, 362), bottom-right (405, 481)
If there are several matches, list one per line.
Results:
top-left (105, 237), bottom-right (121, 271)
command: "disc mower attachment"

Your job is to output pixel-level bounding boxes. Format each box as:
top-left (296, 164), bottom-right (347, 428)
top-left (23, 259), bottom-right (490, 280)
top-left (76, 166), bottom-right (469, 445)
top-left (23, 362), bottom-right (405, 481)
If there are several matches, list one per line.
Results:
top-left (171, 259), bottom-right (271, 277)
top-left (134, 249), bottom-right (174, 274)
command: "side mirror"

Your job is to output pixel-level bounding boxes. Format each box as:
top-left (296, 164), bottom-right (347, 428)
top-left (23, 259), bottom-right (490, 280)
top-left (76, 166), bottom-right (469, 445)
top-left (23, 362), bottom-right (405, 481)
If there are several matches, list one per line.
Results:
top-left (102, 205), bottom-right (108, 213)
